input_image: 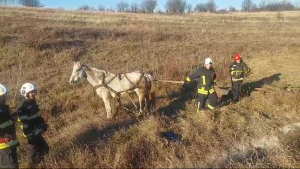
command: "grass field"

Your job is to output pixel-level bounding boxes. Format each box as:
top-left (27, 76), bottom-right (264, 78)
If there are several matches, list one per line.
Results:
top-left (0, 6), bottom-right (300, 168)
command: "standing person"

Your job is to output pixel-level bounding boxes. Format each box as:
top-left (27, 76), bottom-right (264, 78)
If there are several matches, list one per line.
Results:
top-left (0, 84), bottom-right (19, 169)
top-left (16, 83), bottom-right (49, 167)
top-left (229, 54), bottom-right (251, 102)
top-left (181, 58), bottom-right (218, 110)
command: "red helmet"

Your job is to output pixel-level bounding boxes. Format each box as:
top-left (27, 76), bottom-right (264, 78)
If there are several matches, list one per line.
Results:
top-left (234, 54), bottom-right (241, 61)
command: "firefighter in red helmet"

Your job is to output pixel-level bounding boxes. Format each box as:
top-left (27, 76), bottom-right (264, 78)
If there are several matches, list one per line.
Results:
top-left (229, 54), bottom-right (251, 102)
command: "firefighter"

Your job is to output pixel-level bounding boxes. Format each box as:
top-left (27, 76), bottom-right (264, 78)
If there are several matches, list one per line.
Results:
top-left (0, 84), bottom-right (19, 168)
top-left (16, 83), bottom-right (49, 167)
top-left (181, 58), bottom-right (218, 110)
top-left (229, 54), bottom-right (251, 102)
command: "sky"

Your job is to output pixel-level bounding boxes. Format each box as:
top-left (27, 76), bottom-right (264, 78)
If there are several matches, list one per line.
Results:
top-left (42, 0), bottom-right (267, 10)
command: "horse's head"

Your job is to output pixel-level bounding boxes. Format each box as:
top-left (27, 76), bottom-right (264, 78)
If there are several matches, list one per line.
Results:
top-left (69, 61), bottom-right (88, 85)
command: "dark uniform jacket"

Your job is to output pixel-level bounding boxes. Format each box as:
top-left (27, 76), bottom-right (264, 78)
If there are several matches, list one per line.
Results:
top-left (16, 99), bottom-right (46, 138)
top-left (0, 105), bottom-right (19, 149)
top-left (185, 67), bottom-right (217, 95)
top-left (229, 61), bottom-right (250, 79)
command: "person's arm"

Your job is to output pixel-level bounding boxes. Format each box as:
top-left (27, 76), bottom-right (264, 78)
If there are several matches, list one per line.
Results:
top-left (242, 62), bottom-right (251, 74)
top-left (184, 68), bottom-right (202, 83)
top-left (212, 70), bottom-right (217, 87)
top-left (229, 63), bottom-right (234, 76)
top-left (16, 102), bottom-right (27, 123)
top-left (15, 103), bottom-right (31, 135)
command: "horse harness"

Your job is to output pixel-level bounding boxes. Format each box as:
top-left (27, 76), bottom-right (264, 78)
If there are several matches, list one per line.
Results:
top-left (94, 71), bottom-right (146, 97)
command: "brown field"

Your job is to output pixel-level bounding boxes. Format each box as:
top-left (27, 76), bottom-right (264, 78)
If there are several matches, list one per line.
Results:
top-left (0, 6), bottom-right (300, 168)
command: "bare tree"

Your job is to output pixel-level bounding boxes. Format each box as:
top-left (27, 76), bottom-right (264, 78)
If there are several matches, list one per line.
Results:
top-left (165, 0), bottom-right (187, 13)
top-left (251, 3), bottom-right (259, 11)
top-left (228, 6), bottom-right (237, 12)
top-left (264, 1), bottom-right (295, 11)
top-left (194, 3), bottom-right (208, 12)
top-left (206, 0), bottom-right (217, 12)
top-left (141, 0), bottom-right (157, 13)
top-left (130, 3), bottom-right (139, 13)
top-left (98, 4), bottom-right (105, 11)
top-left (156, 8), bottom-right (164, 14)
top-left (241, 0), bottom-right (253, 12)
top-left (0, 0), bottom-right (19, 6)
top-left (217, 8), bottom-right (228, 13)
top-left (116, 1), bottom-right (129, 12)
top-left (108, 6), bottom-right (116, 12)
top-left (259, 0), bottom-right (267, 11)
top-left (78, 4), bottom-right (92, 11)
top-left (19, 0), bottom-right (43, 7)
top-left (296, 0), bottom-right (300, 9)
top-left (0, 0), bottom-right (9, 5)
top-left (186, 4), bottom-right (193, 13)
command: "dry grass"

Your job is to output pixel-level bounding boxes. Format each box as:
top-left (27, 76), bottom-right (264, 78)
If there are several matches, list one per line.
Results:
top-left (0, 6), bottom-right (300, 168)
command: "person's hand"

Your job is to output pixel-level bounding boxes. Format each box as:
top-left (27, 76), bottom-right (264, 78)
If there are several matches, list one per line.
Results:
top-left (180, 81), bottom-right (185, 85)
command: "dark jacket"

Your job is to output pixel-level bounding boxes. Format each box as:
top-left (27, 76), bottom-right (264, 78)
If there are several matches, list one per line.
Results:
top-left (16, 99), bottom-right (46, 138)
top-left (185, 67), bottom-right (217, 93)
top-left (0, 104), bottom-right (19, 149)
top-left (229, 61), bottom-right (250, 79)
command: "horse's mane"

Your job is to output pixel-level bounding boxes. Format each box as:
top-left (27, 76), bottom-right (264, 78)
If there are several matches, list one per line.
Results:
top-left (83, 64), bottom-right (108, 76)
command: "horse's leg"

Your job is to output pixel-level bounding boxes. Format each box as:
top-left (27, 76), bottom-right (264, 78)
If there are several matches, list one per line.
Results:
top-left (148, 83), bottom-right (156, 113)
top-left (97, 89), bottom-right (113, 118)
top-left (144, 93), bottom-right (150, 112)
top-left (135, 89), bottom-right (145, 113)
top-left (114, 97), bottom-right (122, 116)
top-left (102, 96), bottom-right (113, 119)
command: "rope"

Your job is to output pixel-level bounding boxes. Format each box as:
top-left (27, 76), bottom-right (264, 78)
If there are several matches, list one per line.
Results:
top-left (153, 80), bottom-right (183, 84)
top-left (119, 73), bottom-right (145, 112)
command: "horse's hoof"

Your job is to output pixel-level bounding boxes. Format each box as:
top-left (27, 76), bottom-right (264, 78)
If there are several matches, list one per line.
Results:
top-left (135, 111), bottom-right (142, 118)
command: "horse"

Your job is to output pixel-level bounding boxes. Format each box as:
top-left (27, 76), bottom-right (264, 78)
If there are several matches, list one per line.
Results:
top-left (69, 61), bottom-right (156, 118)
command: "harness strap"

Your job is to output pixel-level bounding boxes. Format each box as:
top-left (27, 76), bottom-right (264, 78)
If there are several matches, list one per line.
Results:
top-left (94, 72), bottom-right (145, 96)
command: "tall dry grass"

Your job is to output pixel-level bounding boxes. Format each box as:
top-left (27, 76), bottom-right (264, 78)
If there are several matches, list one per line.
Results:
top-left (0, 6), bottom-right (299, 168)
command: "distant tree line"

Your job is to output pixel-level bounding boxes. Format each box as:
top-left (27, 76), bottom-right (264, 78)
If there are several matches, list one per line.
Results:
top-left (241, 0), bottom-right (298, 12)
top-left (1, 0), bottom-right (300, 13)
top-left (76, 0), bottom-right (300, 13)
top-left (0, 0), bottom-right (43, 7)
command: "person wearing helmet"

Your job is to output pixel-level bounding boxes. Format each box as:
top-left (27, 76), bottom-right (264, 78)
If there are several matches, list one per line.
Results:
top-left (0, 84), bottom-right (19, 168)
top-left (180, 58), bottom-right (218, 111)
top-left (16, 83), bottom-right (49, 167)
top-left (229, 54), bottom-right (251, 102)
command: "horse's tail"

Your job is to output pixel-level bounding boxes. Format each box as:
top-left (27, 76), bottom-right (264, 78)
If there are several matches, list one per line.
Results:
top-left (145, 74), bottom-right (156, 110)
top-left (149, 81), bottom-right (156, 109)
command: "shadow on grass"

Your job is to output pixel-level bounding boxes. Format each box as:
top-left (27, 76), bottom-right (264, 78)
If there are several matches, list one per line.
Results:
top-left (73, 117), bottom-right (139, 146)
top-left (156, 82), bottom-right (197, 118)
top-left (218, 73), bottom-right (282, 107)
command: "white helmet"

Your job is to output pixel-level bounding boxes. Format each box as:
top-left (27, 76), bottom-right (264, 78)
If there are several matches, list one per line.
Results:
top-left (20, 83), bottom-right (37, 98)
top-left (0, 84), bottom-right (9, 96)
top-left (204, 58), bottom-right (213, 66)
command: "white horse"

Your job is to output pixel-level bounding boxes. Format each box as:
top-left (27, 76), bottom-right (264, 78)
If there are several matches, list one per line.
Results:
top-left (69, 61), bottom-right (156, 118)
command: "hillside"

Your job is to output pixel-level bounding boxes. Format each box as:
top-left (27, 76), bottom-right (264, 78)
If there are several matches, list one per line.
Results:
top-left (0, 7), bottom-right (299, 168)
